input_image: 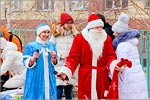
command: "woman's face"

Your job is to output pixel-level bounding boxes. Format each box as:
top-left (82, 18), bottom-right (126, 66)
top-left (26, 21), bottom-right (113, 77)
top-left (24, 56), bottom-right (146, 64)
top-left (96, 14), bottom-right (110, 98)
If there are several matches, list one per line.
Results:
top-left (39, 30), bottom-right (50, 41)
top-left (113, 32), bottom-right (119, 37)
top-left (63, 21), bottom-right (73, 31)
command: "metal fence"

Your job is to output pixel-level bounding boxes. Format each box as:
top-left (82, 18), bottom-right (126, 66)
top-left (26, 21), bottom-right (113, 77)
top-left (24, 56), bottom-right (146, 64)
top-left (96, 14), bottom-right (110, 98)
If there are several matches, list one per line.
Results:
top-left (139, 30), bottom-right (150, 97)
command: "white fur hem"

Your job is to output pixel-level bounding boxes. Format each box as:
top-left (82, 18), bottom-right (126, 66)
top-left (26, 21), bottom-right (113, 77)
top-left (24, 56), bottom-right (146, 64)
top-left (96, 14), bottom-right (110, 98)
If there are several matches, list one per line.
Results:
top-left (110, 60), bottom-right (120, 75)
top-left (104, 90), bottom-right (108, 97)
top-left (86, 19), bottom-right (104, 29)
top-left (60, 66), bottom-right (72, 81)
top-left (37, 25), bottom-right (50, 36)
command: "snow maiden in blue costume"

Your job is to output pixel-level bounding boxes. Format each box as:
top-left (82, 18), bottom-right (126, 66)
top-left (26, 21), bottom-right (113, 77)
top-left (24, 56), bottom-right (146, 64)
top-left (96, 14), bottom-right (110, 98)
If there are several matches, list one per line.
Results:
top-left (23, 24), bottom-right (57, 99)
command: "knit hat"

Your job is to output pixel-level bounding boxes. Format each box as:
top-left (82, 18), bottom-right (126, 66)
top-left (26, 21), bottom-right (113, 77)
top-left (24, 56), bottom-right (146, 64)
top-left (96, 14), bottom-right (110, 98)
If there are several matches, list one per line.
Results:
top-left (112, 13), bottom-right (129, 33)
top-left (0, 37), bottom-right (7, 49)
top-left (60, 12), bottom-right (73, 25)
top-left (86, 13), bottom-right (104, 29)
top-left (36, 24), bottom-right (50, 36)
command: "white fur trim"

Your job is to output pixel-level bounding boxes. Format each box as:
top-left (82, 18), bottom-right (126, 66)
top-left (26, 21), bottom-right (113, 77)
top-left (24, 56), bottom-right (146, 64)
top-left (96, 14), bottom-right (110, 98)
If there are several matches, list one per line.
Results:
top-left (104, 90), bottom-right (108, 97)
top-left (91, 55), bottom-right (98, 99)
top-left (36, 25), bottom-right (50, 36)
top-left (82, 28), bottom-right (89, 40)
top-left (110, 60), bottom-right (120, 75)
top-left (86, 19), bottom-right (104, 29)
top-left (43, 49), bottom-right (50, 99)
top-left (36, 36), bottom-right (49, 45)
top-left (25, 57), bottom-right (36, 68)
top-left (60, 66), bottom-right (72, 81)
top-left (82, 28), bottom-right (99, 99)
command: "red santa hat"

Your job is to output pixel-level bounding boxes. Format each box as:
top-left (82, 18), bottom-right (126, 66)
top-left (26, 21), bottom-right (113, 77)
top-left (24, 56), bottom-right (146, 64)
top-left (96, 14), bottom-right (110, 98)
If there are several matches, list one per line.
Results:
top-left (86, 13), bottom-right (104, 29)
top-left (60, 12), bottom-right (73, 25)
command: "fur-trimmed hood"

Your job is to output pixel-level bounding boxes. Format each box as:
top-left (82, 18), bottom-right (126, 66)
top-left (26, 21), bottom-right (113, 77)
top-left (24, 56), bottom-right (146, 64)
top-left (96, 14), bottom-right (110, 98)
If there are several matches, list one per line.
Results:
top-left (51, 22), bottom-right (79, 37)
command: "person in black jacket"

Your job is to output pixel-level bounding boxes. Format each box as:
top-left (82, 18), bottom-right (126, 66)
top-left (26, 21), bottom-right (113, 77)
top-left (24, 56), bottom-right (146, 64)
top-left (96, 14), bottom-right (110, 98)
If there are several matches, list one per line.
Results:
top-left (97, 14), bottom-right (115, 84)
top-left (97, 14), bottom-right (115, 40)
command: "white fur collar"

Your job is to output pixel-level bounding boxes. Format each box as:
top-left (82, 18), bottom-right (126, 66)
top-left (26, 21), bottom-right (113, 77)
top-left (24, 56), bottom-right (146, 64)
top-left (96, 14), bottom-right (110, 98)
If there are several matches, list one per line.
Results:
top-left (36, 36), bottom-right (49, 45)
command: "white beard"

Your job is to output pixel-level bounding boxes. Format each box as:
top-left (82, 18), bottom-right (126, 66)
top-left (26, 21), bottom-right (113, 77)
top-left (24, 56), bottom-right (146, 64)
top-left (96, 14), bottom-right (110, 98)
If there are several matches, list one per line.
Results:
top-left (87, 29), bottom-right (106, 59)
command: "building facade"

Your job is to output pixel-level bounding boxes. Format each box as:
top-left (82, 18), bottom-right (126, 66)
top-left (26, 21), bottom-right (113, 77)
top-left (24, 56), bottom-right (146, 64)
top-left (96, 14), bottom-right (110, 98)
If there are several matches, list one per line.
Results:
top-left (0, 0), bottom-right (150, 30)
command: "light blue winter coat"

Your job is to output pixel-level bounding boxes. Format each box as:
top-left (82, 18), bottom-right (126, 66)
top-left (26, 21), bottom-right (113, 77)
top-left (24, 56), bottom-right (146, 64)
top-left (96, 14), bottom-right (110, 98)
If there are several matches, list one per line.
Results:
top-left (23, 39), bottom-right (57, 100)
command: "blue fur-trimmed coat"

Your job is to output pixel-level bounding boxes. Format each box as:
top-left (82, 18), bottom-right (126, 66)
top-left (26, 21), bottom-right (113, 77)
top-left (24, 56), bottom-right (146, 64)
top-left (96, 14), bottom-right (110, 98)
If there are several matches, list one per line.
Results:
top-left (23, 41), bottom-right (57, 99)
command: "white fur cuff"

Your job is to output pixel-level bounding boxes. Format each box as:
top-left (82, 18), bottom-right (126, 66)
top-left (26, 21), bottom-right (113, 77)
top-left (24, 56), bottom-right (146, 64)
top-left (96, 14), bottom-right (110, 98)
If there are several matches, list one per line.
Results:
top-left (37, 26), bottom-right (50, 36)
top-left (25, 57), bottom-right (36, 68)
top-left (110, 60), bottom-right (120, 75)
top-left (60, 66), bottom-right (72, 81)
top-left (104, 90), bottom-right (108, 97)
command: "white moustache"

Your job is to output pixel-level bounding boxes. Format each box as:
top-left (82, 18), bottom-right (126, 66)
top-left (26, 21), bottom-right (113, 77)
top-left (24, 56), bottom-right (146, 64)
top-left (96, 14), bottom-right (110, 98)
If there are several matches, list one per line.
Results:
top-left (89, 29), bottom-right (103, 40)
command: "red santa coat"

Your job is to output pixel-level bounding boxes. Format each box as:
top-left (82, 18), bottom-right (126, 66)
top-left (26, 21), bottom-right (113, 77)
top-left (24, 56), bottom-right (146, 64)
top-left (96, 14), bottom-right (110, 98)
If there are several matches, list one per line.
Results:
top-left (61, 29), bottom-right (117, 99)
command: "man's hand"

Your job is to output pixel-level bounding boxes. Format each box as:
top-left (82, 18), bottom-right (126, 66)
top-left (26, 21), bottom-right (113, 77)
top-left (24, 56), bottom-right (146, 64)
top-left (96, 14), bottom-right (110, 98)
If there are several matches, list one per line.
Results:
top-left (54, 71), bottom-right (68, 81)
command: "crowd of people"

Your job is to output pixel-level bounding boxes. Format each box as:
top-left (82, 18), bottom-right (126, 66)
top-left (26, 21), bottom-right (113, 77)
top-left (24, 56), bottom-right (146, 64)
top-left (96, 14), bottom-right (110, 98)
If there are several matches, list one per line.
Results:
top-left (0, 12), bottom-right (149, 100)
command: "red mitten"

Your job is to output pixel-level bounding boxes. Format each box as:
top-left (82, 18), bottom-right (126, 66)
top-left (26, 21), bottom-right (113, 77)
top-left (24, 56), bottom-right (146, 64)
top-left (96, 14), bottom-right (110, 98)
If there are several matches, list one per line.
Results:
top-left (117, 58), bottom-right (132, 68)
top-left (107, 58), bottom-right (132, 99)
top-left (123, 59), bottom-right (132, 68)
top-left (117, 58), bottom-right (125, 67)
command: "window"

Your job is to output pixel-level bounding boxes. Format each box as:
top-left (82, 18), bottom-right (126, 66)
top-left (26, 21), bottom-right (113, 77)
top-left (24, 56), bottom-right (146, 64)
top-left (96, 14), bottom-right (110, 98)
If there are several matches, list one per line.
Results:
top-left (122, 0), bottom-right (128, 8)
top-left (11, 0), bottom-right (22, 11)
top-left (105, 0), bottom-right (113, 9)
top-left (145, 0), bottom-right (150, 8)
top-left (69, 0), bottom-right (88, 11)
top-left (37, 0), bottom-right (54, 11)
top-left (105, 0), bottom-right (128, 10)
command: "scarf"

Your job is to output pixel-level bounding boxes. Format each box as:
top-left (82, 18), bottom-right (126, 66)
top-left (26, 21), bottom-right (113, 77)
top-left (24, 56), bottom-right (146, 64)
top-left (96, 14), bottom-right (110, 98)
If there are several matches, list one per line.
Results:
top-left (35, 36), bottom-right (49, 45)
top-left (113, 29), bottom-right (140, 49)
